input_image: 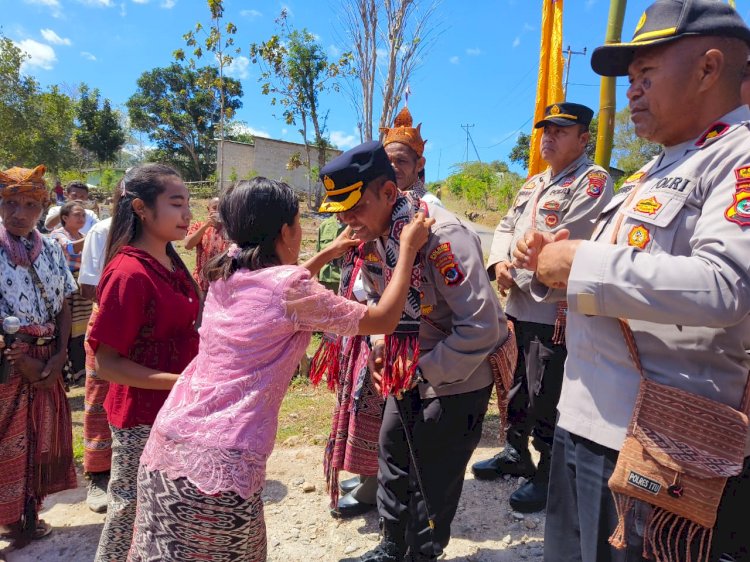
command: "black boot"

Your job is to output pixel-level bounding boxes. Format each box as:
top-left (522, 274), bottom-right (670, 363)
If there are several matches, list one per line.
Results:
top-left (339, 519), bottom-right (406, 562)
top-left (471, 429), bottom-right (535, 480)
top-left (509, 440), bottom-right (551, 513)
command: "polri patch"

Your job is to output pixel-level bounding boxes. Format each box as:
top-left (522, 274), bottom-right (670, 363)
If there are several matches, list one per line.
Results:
top-left (634, 196), bottom-right (662, 215)
top-left (725, 188), bottom-right (750, 227)
top-left (627, 471), bottom-right (662, 495)
top-left (627, 224), bottom-right (650, 250)
top-left (439, 261), bottom-right (465, 286)
top-left (587, 171), bottom-right (608, 199)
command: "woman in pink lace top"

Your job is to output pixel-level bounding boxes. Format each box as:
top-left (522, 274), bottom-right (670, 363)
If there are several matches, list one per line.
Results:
top-left (128, 177), bottom-right (433, 562)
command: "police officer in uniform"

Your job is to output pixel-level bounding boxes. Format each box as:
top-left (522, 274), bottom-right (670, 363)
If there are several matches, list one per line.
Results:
top-left (472, 102), bottom-right (614, 513)
top-left (321, 142), bottom-right (506, 562)
top-left (514, 1), bottom-right (750, 560)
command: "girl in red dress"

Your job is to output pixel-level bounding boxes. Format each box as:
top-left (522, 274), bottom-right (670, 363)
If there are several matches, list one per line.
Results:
top-left (88, 164), bottom-right (200, 562)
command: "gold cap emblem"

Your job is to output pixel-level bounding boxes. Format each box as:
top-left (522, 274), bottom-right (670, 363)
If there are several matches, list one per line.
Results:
top-left (323, 175), bottom-right (335, 190)
top-left (550, 104), bottom-right (561, 115)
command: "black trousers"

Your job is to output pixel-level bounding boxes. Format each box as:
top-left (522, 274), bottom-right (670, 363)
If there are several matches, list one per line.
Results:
top-left (376, 384), bottom-right (492, 558)
top-left (545, 427), bottom-right (750, 562)
top-left (505, 318), bottom-right (567, 454)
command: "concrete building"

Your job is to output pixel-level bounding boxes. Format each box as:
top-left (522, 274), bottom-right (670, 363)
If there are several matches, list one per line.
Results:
top-left (216, 137), bottom-right (342, 194)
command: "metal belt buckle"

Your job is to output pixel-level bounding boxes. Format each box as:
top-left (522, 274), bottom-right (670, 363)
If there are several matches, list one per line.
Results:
top-left (35, 338), bottom-right (47, 345)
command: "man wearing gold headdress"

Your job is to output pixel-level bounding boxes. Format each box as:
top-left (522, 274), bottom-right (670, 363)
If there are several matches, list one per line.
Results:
top-left (0, 165), bottom-right (77, 546)
top-left (381, 106), bottom-right (443, 207)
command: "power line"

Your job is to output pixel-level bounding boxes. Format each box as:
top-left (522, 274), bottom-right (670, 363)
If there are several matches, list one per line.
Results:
top-left (461, 124), bottom-right (475, 163)
top-left (480, 116), bottom-right (533, 149)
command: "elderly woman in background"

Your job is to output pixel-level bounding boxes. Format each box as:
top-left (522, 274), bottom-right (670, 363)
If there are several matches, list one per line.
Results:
top-left (50, 201), bottom-right (94, 380)
top-left (0, 165), bottom-right (77, 546)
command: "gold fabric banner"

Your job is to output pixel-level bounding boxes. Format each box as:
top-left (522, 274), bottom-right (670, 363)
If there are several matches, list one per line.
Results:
top-left (528, 0), bottom-right (565, 177)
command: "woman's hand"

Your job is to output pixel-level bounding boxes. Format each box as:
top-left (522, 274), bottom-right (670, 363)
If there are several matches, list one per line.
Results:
top-left (326, 226), bottom-right (361, 259)
top-left (40, 351), bottom-right (67, 383)
top-left (3, 342), bottom-right (46, 383)
top-left (400, 212), bottom-right (435, 254)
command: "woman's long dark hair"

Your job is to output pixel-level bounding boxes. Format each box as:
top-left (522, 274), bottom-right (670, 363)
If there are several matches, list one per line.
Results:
top-left (104, 164), bottom-right (197, 294)
top-left (205, 177), bottom-right (299, 282)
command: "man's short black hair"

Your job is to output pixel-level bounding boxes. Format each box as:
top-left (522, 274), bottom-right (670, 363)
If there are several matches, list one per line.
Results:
top-left (66, 181), bottom-right (89, 193)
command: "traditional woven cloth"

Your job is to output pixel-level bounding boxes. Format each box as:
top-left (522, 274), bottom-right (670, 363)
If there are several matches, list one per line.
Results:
top-left (83, 305), bottom-right (112, 474)
top-left (0, 226), bottom-right (43, 269)
top-left (0, 329), bottom-right (76, 539)
top-left (94, 424), bottom-right (151, 562)
top-left (128, 467), bottom-right (266, 562)
top-left (0, 165), bottom-right (49, 203)
top-left (186, 220), bottom-right (229, 292)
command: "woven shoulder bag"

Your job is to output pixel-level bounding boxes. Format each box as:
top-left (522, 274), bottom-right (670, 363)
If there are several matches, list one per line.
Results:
top-left (608, 318), bottom-right (750, 562)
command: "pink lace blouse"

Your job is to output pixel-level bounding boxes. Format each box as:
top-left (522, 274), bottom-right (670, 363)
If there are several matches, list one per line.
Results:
top-left (140, 265), bottom-right (366, 499)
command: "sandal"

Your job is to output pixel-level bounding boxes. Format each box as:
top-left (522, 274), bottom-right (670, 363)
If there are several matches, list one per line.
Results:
top-left (33, 520), bottom-right (52, 540)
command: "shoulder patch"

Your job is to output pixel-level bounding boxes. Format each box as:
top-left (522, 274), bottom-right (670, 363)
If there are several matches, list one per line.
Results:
top-left (587, 171), bottom-right (608, 198)
top-left (725, 188), bottom-right (750, 227)
top-left (429, 242), bottom-right (464, 286)
top-left (695, 122), bottom-right (729, 147)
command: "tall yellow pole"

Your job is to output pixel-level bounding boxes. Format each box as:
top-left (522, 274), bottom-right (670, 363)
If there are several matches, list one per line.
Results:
top-left (594, 0), bottom-right (627, 170)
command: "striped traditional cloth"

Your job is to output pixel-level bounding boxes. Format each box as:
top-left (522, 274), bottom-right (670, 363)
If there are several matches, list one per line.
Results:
top-left (0, 327), bottom-right (76, 541)
top-left (83, 304), bottom-right (111, 474)
top-left (69, 271), bottom-right (92, 339)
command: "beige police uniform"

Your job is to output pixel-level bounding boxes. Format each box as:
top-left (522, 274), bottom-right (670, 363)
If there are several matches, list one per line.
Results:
top-left (359, 201), bottom-right (505, 557)
top-left (538, 106), bottom-right (750, 561)
top-left (474, 153), bottom-right (613, 487)
top-left (489, 153), bottom-right (614, 324)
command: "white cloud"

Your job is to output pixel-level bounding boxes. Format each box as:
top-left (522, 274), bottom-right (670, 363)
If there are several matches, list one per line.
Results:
top-left (132, 0), bottom-right (149, 3)
top-left (120, 2), bottom-right (127, 15)
top-left (240, 9), bottom-right (261, 18)
top-left (281, 128), bottom-right (289, 136)
top-left (161, 0), bottom-right (176, 7)
top-left (24, 0), bottom-right (62, 17)
top-left (78, 0), bottom-right (114, 6)
top-left (81, 51), bottom-right (97, 61)
top-left (523, 23), bottom-right (535, 32)
top-left (512, 37), bottom-right (521, 48)
top-left (449, 55), bottom-right (460, 65)
top-left (329, 130), bottom-right (358, 150)
top-left (328, 45), bottom-right (341, 57)
top-left (466, 47), bottom-right (481, 56)
top-left (224, 56), bottom-right (250, 79)
top-left (16, 39), bottom-right (57, 70)
top-left (40, 28), bottom-right (71, 46)
top-left (230, 123), bottom-right (270, 139)
top-left (586, 0), bottom-right (597, 7)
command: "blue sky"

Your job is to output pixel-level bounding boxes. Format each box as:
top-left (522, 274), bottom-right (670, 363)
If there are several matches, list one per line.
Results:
top-left (5, 0), bottom-right (749, 180)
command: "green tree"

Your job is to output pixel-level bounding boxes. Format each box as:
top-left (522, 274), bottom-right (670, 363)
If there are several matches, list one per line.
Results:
top-left (126, 63), bottom-right (242, 181)
top-left (445, 160), bottom-right (523, 211)
top-left (75, 85), bottom-right (126, 166)
top-left (175, 0), bottom-right (241, 189)
top-left (250, 10), bottom-right (350, 208)
top-left (613, 108), bottom-right (660, 176)
top-left (0, 36), bottom-right (76, 172)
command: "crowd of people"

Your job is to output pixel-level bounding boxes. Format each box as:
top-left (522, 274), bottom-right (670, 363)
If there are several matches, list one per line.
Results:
top-left (1, 0), bottom-right (750, 561)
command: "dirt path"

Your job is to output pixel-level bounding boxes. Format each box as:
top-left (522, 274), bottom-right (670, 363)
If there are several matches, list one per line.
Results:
top-left (1, 443), bottom-right (544, 562)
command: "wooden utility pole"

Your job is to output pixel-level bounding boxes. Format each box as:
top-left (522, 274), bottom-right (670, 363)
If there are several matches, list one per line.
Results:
top-left (595, 0), bottom-right (627, 170)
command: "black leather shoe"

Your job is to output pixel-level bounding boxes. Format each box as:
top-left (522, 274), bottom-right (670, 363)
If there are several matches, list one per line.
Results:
top-left (509, 480), bottom-right (548, 513)
top-left (339, 475), bottom-right (361, 495)
top-left (471, 448), bottom-right (536, 480)
top-left (330, 491), bottom-right (377, 519)
top-left (339, 538), bottom-right (405, 562)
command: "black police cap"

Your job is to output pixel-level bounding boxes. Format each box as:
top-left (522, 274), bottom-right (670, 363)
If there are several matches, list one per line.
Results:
top-left (534, 102), bottom-right (594, 129)
top-left (592, 0), bottom-right (750, 77)
top-left (318, 141), bottom-right (396, 213)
